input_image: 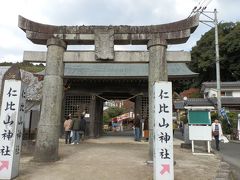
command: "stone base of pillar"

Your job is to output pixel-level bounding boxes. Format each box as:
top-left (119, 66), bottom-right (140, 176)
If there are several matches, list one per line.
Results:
top-left (180, 143), bottom-right (192, 149)
top-left (33, 125), bottom-right (60, 162)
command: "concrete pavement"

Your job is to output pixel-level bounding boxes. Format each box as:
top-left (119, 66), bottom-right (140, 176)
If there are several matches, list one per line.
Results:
top-left (216, 139), bottom-right (240, 180)
top-left (229, 140), bottom-right (240, 144)
top-left (17, 137), bottom-right (224, 180)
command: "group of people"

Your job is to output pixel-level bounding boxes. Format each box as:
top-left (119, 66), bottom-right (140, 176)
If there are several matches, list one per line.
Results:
top-left (64, 111), bottom-right (224, 151)
top-left (63, 113), bottom-right (86, 145)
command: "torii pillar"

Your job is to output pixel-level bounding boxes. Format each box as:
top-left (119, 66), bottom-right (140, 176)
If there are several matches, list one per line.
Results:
top-left (148, 37), bottom-right (168, 159)
top-left (34, 38), bottom-right (66, 161)
top-left (146, 16), bottom-right (200, 159)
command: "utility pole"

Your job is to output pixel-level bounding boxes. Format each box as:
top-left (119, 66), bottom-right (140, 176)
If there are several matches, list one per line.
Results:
top-left (192, 8), bottom-right (222, 116)
top-left (214, 9), bottom-right (222, 116)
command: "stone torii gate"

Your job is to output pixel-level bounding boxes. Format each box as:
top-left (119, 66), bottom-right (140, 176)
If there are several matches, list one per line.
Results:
top-left (18, 14), bottom-right (199, 162)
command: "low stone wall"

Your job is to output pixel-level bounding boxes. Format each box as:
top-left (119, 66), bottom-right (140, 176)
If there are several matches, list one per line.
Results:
top-left (21, 140), bottom-right (35, 155)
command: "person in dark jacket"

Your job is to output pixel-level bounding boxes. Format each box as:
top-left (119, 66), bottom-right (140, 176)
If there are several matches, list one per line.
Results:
top-left (134, 114), bottom-right (141, 141)
top-left (79, 114), bottom-right (86, 141)
top-left (71, 116), bottom-right (81, 144)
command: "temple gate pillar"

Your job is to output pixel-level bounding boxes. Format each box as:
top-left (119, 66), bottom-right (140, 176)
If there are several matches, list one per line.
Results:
top-left (147, 37), bottom-right (168, 160)
top-left (95, 97), bottom-right (104, 137)
top-left (34, 38), bottom-right (66, 162)
top-left (89, 95), bottom-right (96, 137)
top-left (135, 96), bottom-right (142, 116)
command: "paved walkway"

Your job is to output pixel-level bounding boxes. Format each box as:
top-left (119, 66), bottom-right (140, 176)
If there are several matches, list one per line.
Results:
top-left (17, 137), bottom-right (221, 180)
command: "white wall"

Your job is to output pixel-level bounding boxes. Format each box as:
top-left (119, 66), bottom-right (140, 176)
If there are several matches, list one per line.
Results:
top-left (207, 89), bottom-right (217, 98)
top-left (232, 91), bottom-right (240, 97)
top-left (205, 88), bottom-right (240, 98)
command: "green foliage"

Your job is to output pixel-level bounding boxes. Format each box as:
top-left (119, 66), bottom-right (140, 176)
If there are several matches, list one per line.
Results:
top-left (106, 107), bottom-right (125, 118)
top-left (190, 22), bottom-right (240, 87)
top-left (103, 106), bottom-right (126, 124)
top-left (0, 62), bottom-right (45, 73)
top-left (221, 112), bottom-right (238, 135)
top-left (210, 111), bottom-right (218, 121)
top-left (211, 111), bottom-right (238, 135)
top-left (189, 92), bottom-right (202, 98)
top-left (180, 113), bottom-right (188, 124)
top-left (103, 112), bottom-right (110, 125)
top-left (173, 81), bottom-right (196, 94)
top-left (0, 62), bottom-right (13, 66)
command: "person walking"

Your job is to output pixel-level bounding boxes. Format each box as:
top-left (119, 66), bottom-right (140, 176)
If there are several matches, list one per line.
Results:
top-left (79, 114), bottom-right (86, 141)
top-left (63, 115), bottom-right (72, 144)
top-left (211, 119), bottom-right (223, 151)
top-left (71, 115), bottom-right (81, 144)
top-left (134, 114), bottom-right (141, 142)
top-left (179, 121), bottom-right (184, 136)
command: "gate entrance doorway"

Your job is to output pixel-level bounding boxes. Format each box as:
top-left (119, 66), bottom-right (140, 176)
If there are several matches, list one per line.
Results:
top-left (63, 78), bottom-right (148, 138)
top-left (101, 99), bottom-right (135, 137)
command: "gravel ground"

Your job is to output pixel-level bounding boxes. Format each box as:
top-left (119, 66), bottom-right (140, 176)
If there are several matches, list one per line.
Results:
top-left (16, 137), bottom-right (220, 180)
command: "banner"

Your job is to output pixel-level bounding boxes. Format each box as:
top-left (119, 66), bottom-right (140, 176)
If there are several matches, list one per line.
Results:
top-left (220, 108), bottom-right (231, 128)
top-left (0, 80), bottom-right (26, 179)
top-left (153, 82), bottom-right (173, 180)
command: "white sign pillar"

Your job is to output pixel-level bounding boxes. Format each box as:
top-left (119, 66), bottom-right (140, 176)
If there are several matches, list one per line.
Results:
top-left (153, 82), bottom-right (174, 180)
top-left (0, 80), bottom-right (26, 179)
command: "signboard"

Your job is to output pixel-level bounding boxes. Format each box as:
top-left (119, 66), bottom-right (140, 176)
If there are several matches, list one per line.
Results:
top-left (0, 80), bottom-right (26, 179)
top-left (153, 82), bottom-right (173, 180)
top-left (189, 126), bottom-right (212, 141)
top-left (188, 110), bottom-right (211, 125)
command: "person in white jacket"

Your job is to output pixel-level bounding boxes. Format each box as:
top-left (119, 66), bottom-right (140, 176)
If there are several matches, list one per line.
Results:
top-left (211, 119), bottom-right (223, 151)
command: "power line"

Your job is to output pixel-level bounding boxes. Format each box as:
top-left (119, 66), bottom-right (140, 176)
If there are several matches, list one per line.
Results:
top-left (188, 0), bottom-right (213, 18)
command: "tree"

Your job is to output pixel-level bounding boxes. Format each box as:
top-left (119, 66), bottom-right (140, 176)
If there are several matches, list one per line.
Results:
top-left (221, 112), bottom-right (238, 136)
top-left (106, 107), bottom-right (125, 118)
top-left (103, 112), bottom-right (110, 125)
top-left (220, 22), bottom-right (240, 80)
top-left (180, 88), bottom-right (202, 98)
top-left (190, 22), bottom-right (240, 87)
top-left (103, 106), bottom-right (126, 124)
top-left (0, 62), bottom-right (45, 73)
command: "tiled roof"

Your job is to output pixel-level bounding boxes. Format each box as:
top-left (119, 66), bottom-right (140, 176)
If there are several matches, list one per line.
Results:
top-left (174, 98), bottom-right (214, 109)
top-left (36, 63), bottom-right (198, 78)
top-left (174, 97), bottom-right (240, 110)
top-left (221, 97), bottom-right (240, 105)
top-left (201, 81), bottom-right (240, 91)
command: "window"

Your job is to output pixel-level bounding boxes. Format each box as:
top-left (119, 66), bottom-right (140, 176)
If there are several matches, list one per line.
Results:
top-left (225, 91), bottom-right (232, 96)
top-left (221, 91), bottom-right (232, 97)
top-left (64, 95), bottom-right (91, 118)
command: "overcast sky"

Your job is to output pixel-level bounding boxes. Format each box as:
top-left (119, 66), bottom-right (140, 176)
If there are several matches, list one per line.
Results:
top-left (0, 0), bottom-right (240, 63)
